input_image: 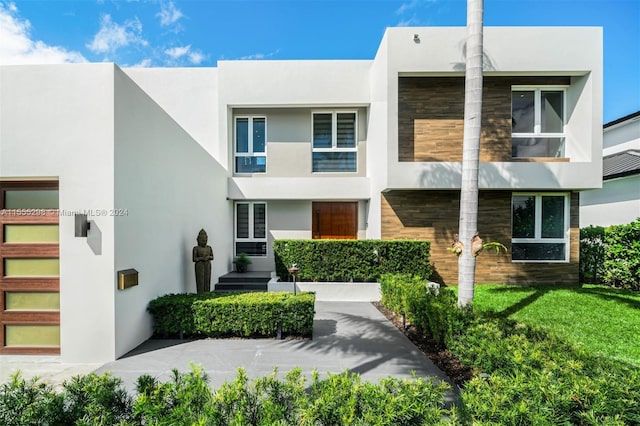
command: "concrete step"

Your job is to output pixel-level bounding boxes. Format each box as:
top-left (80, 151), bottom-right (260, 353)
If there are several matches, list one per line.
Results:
top-left (218, 271), bottom-right (272, 284)
top-left (214, 282), bottom-right (268, 292)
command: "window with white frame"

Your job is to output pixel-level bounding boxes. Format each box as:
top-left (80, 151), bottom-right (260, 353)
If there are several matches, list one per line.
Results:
top-left (512, 87), bottom-right (565, 158)
top-left (235, 202), bottom-right (267, 256)
top-left (312, 111), bottom-right (357, 172)
top-left (235, 116), bottom-right (266, 173)
top-left (512, 193), bottom-right (569, 262)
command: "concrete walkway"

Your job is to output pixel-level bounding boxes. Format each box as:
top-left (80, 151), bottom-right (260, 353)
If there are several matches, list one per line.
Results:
top-left (2, 302), bottom-right (456, 404)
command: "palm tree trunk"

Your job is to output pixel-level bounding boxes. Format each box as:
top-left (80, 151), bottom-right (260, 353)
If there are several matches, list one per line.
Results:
top-left (457, 0), bottom-right (484, 307)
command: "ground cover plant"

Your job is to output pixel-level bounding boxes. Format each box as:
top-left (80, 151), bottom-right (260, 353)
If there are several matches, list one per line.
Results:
top-left (0, 366), bottom-right (453, 425)
top-left (379, 274), bottom-right (640, 424)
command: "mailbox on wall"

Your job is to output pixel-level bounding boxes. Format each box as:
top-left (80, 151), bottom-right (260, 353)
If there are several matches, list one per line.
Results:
top-left (117, 269), bottom-right (138, 290)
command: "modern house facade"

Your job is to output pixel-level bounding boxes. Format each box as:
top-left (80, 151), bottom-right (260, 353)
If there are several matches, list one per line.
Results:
top-left (0, 26), bottom-right (602, 362)
top-left (580, 111), bottom-right (640, 227)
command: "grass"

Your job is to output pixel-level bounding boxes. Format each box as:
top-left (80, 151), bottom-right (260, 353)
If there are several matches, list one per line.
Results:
top-left (465, 284), bottom-right (640, 367)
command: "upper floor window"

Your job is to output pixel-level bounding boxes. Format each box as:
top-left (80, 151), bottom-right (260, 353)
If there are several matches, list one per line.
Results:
top-left (235, 116), bottom-right (266, 173)
top-left (312, 111), bottom-right (357, 172)
top-left (512, 88), bottom-right (565, 158)
top-left (512, 193), bottom-right (569, 262)
top-left (235, 202), bottom-right (267, 256)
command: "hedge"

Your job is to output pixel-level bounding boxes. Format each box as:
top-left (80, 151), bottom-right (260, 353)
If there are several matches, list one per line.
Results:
top-left (147, 292), bottom-right (220, 337)
top-left (193, 292), bottom-right (315, 338)
top-left (379, 273), bottom-right (640, 424)
top-left (580, 218), bottom-right (640, 290)
top-left (274, 239), bottom-right (433, 282)
top-left (1, 366), bottom-right (452, 425)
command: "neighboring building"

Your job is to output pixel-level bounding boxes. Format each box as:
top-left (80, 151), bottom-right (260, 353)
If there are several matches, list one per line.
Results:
top-left (0, 26), bottom-right (602, 362)
top-left (580, 111), bottom-right (640, 227)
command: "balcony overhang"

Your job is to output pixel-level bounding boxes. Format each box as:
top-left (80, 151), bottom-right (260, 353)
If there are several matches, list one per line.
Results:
top-left (228, 177), bottom-right (371, 200)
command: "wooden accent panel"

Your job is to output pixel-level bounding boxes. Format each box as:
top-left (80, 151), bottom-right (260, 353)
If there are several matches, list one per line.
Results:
top-left (398, 76), bottom-right (571, 162)
top-left (381, 190), bottom-right (579, 285)
top-left (312, 202), bottom-right (357, 240)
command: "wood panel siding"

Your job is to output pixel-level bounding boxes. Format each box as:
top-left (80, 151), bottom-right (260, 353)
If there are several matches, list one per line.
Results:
top-left (398, 76), bottom-right (571, 162)
top-left (312, 202), bottom-right (358, 240)
top-left (381, 190), bottom-right (579, 285)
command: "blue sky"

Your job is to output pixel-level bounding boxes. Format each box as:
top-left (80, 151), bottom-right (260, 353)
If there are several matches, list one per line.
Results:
top-left (1, 0), bottom-right (638, 122)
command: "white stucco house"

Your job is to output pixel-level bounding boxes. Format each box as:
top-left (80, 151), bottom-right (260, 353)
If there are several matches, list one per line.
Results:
top-left (0, 26), bottom-right (602, 362)
top-left (580, 111), bottom-right (640, 227)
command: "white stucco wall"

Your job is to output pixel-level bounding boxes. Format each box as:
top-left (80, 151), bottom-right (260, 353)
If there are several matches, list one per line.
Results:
top-left (113, 68), bottom-right (232, 358)
top-left (122, 68), bottom-right (220, 161)
top-left (0, 64), bottom-right (117, 363)
top-left (602, 117), bottom-right (640, 156)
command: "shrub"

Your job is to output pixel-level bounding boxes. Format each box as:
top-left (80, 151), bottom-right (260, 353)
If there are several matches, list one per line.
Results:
top-left (579, 225), bottom-right (605, 283)
top-left (603, 218), bottom-right (640, 290)
top-left (580, 218), bottom-right (640, 289)
top-left (59, 373), bottom-right (132, 425)
top-left (193, 292), bottom-right (315, 338)
top-left (0, 373), bottom-right (64, 426)
top-left (274, 239), bottom-right (433, 282)
top-left (147, 292), bottom-right (220, 337)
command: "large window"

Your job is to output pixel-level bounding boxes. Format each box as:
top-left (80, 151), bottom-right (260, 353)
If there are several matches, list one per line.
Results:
top-left (312, 111), bottom-right (357, 172)
top-left (235, 202), bottom-right (267, 256)
top-left (235, 116), bottom-right (266, 173)
top-left (512, 193), bottom-right (569, 262)
top-left (512, 87), bottom-right (565, 158)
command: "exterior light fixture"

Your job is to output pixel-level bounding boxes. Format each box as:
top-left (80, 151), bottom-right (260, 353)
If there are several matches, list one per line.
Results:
top-left (413, 34), bottom-right (420, 43)
top-left (74, 213), bottom-right (90, 237)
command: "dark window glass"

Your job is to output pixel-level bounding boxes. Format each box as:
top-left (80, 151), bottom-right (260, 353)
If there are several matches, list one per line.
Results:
top-left (236, 118), bottom-right (249, 153)
top-left (253, 203), bottom-right (266, 239)
top-left (512, 243), bottom-right (566, 261)
top-left (236, 242), bottom-right (267, 256)
top-left (512, 91), bottom-right (535, 133)
top-left (236, 204), bottom-right (249, 238)
top-left (541, 196), bottom-right (565, 238)
top-left (336, 113), bottom-right (356, 148)
top-left (312, 152), bottom-right (357, 172)
top-left (512, 196), bottom-right (535, 238)
top-left (253, 118), bottom-right (266, 153)
top-left (541, 91), bottom-right (563, 133)
top-left (512, 137), bottom-right (564, 158)
top-left (313, 114), bottom-right (332, 148)
top-left (235, 156), bottom-right (266, 173)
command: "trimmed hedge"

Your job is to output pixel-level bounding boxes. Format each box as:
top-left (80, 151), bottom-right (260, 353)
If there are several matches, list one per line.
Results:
top-left (274, 239), bottom-right (433, 282)
top-left (379, 274), bottom-right (640, 424)
top-left (193, 292), bottom-right (315, 338)
top-left (147, 292), bottom-right (220, 337)
top-left (580, 218), bottom-right (640, 289)
top-left (1, 366), bottom-right (452, 425)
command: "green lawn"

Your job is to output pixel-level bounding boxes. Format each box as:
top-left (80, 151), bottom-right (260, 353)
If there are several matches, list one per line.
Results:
top-left (466, 284), bottom-right (640, 367)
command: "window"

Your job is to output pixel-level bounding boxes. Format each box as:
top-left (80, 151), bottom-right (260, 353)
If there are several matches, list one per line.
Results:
top-left (312, 111), bottom-right (357, 172)
top-left (235, 202), bottom-right (267, 256)
top-left (512, 87), bottom-right (565, 158)
top-left (235, 117), bottom-right (266, 173)
top-left (512, 193), bottom-right (569, 262)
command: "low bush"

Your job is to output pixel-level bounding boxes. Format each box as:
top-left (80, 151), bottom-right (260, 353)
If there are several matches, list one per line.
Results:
top-left (193, 292), bottom-right (315, 338)
top-left (0, 366), bottom-right (452, 425)
top-left (274, 239), bottom-right (433, 282)
top-left (379, 274), bottom-right (640, 424)
top-left (147, 292), bottom-right (220, 337)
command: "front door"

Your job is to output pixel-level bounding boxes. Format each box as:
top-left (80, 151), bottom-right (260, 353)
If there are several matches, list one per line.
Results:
top-left (312, 202), bottom-right (357, 239)
top-left (0, 181), bottom-right (60, 354)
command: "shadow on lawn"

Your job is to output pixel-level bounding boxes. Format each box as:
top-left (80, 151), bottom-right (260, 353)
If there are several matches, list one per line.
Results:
top-left (482, 286), bottom-right (552, 317)
top-left (566, 286), bottom-right (640, 311)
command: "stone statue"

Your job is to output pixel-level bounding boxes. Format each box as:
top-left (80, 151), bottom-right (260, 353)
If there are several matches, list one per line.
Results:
top-left (193, 229), bottom-right (214, 293)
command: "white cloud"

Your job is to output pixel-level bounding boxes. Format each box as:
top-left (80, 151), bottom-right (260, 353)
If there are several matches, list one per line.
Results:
top-left (164, 44), bottom-right (190, 59)
top-left (157, 1), bottom-right (183, 27)
top-left (0, 2), bottom-right (86, 64)
top-left (87, 14), bottom-right (147, 54)
top-left (396, 0), bottom-right (420, 15)
top-left (131, 58), bottom-right (152, 68)
top-left (238, 49), bottom-right (280, 61)
top-left (163, 44), bottom-right (206, 65)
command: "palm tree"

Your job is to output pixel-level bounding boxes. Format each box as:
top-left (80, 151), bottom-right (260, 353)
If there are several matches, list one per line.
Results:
top-left (457, 0), bottom-right (484, 307)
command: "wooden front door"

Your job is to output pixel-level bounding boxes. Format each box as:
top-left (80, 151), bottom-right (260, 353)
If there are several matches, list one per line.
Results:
top-left (0, 181), bottom-right (60, 354)
top-left (312, 202), bottom-right (357, 239)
